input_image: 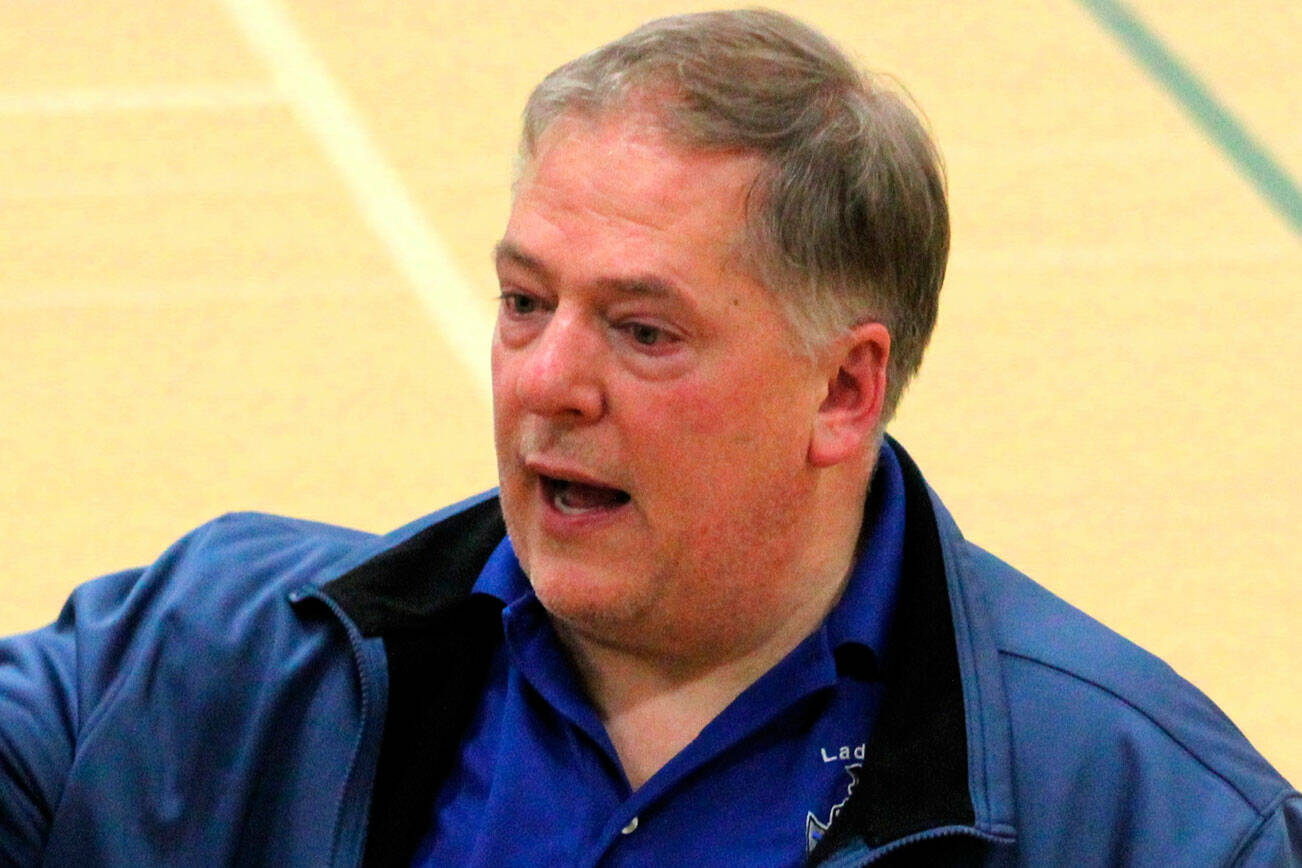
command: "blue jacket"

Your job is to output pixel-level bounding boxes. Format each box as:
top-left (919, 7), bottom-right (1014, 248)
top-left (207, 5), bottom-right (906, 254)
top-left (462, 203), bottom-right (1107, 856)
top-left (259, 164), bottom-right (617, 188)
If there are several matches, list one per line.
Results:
top-left (2, 442), bottom-right (1298, 866)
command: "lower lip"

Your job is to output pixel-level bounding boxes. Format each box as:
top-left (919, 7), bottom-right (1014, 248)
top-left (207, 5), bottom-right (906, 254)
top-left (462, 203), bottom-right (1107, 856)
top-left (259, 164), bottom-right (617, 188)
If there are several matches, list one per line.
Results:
top-left (536, 481), bottom-right (631, 537)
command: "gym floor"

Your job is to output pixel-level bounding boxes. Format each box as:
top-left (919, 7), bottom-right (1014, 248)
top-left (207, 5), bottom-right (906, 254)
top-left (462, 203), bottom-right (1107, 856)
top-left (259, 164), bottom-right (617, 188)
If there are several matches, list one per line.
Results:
top-left (1, 1), bottom-right (1298, 783)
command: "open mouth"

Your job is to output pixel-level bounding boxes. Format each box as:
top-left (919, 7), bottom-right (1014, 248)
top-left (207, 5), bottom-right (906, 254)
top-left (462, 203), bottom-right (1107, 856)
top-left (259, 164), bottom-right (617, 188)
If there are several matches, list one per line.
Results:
top-left (540, 475), bottom-right (631, 515)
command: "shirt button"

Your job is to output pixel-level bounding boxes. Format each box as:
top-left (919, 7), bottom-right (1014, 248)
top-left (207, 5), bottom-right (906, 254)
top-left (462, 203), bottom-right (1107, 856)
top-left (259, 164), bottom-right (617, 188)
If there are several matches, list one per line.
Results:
top-left (620, 817), bottom-right (639, 835)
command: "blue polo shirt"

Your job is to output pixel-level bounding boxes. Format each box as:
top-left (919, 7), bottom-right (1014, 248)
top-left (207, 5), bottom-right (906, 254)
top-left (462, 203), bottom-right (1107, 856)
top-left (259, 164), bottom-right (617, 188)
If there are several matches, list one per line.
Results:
top-left (412, 443), bottom-right (906, 867)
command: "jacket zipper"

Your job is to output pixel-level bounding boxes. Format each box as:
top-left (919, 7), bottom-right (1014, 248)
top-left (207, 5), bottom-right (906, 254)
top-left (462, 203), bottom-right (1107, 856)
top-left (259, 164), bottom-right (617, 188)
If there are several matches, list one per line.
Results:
top-left (817, 825), bottom-right (1010, 867)
top-left (288, 584), bottom-right (390, 868)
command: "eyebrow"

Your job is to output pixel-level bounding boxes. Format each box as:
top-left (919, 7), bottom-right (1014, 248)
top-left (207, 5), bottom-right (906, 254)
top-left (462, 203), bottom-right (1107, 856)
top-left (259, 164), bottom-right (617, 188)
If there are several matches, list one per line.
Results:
top-left (493, 240), bottom-right (682, 302)
top-left (594, 274), bottom-right (677, 300)
top-left (493, 241), bottom-right (551, 280)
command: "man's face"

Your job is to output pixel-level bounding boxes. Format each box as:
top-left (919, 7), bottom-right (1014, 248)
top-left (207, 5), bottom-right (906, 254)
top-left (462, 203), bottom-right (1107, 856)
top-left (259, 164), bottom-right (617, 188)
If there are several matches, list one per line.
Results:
top-left (492, 112), bottom-right (830, 661)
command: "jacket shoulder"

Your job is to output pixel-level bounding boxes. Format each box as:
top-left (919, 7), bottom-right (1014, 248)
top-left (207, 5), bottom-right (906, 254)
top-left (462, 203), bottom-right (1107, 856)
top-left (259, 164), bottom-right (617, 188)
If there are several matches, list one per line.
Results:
top-left (0, 511), bottom-right (388, 864)
top-left (47, 511), bottom-right (377, 703)
top-left (168, 509), bottom-right (378, 583)
top-left (957, 542), bottom-right (1297, 861)
top-left (68, 491), bottom-right (501, 647)
top-left (965, 543), bottom-right (1290, 805)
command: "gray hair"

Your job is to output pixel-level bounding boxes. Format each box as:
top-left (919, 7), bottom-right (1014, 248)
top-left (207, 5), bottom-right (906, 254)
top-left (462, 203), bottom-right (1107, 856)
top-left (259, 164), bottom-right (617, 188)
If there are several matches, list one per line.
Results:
top-left (520, 8), bottom-right (949, 422)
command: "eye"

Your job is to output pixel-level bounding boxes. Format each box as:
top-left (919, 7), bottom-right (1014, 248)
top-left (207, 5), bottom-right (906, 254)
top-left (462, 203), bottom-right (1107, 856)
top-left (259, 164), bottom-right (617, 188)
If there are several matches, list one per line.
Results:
top-left (627, 323), bottom-right (663, 346)
top-left (499, 291), bottom-right (541, 316)
top-left (618, 320), bottom-right (682, 354)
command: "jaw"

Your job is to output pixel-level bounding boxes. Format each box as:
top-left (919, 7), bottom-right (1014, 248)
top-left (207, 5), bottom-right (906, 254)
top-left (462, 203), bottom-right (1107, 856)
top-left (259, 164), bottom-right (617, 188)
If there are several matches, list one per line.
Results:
top-left (499, 465), bottom-right (644, 600)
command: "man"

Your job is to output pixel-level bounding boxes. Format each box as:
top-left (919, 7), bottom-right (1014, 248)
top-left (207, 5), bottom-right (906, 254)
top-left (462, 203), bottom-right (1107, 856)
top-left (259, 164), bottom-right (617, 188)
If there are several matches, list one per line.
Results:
top-left (1, 9), bottom-right (1297, 867)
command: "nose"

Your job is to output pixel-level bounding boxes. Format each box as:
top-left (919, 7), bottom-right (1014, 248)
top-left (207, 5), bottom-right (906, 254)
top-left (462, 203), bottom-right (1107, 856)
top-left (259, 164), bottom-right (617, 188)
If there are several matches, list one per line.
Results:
top-left (511, 308), bottom-right (605, 421)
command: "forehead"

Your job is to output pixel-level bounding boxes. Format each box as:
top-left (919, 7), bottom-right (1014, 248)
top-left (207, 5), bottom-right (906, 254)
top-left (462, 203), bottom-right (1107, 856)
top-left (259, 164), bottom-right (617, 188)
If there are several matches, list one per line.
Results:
top-left (508, 112), bottom-right (765, 258)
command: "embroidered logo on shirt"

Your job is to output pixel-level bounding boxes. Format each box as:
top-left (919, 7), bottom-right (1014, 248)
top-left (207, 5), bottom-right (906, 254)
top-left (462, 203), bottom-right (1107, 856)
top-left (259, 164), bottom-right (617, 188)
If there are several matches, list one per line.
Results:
top-left (806, 761), bottom-right (861, 853)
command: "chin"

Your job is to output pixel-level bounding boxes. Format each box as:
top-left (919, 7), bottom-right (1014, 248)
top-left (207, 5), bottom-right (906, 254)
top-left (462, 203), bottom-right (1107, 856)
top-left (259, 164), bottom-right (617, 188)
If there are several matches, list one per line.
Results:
top-left (527, 557), bottom-right (649, 633)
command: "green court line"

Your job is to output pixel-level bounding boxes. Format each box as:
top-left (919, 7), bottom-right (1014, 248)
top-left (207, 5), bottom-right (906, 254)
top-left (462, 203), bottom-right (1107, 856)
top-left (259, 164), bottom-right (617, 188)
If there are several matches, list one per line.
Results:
top-left (1077, 0), bottom-right (1302, 235)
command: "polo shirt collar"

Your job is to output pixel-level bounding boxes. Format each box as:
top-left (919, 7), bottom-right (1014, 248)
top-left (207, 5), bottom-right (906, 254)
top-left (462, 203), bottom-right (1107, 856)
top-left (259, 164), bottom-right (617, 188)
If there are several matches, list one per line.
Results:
top-left (470, 531), bottom-right (530, 604)
top-left (824, 439), bottom-right (906, 669)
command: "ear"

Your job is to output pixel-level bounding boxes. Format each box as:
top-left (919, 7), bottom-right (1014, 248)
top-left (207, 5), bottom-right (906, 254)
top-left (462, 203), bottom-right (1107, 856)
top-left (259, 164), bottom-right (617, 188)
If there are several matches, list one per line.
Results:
top-left (808, 322), bottom-right (890, 468)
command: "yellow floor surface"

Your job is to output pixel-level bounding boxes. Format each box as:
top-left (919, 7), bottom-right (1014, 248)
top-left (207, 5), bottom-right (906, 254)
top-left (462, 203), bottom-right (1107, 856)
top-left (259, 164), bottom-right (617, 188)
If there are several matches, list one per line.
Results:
top-left (2, 0), bottom-right (1298, 785)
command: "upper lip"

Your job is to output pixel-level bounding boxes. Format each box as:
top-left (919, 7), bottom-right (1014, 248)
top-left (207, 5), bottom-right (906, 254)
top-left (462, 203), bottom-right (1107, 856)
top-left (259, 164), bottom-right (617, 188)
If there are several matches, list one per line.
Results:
top-left (524, 456), bottom-right (625, 491)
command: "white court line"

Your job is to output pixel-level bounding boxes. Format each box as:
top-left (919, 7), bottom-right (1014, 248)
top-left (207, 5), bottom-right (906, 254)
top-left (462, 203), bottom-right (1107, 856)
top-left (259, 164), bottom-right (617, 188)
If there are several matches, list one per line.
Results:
top-left (0, 84), bottom-right (282, 115)
top-left (217, 0), bottom-right (493, 394)
top-left (0, 280), bottom-right (395, 312)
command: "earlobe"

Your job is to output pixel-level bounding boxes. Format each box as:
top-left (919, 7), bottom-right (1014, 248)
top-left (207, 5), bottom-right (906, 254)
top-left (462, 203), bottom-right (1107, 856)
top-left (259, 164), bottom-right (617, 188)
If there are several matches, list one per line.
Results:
top-left (808, 323), bottom-right (890, 468)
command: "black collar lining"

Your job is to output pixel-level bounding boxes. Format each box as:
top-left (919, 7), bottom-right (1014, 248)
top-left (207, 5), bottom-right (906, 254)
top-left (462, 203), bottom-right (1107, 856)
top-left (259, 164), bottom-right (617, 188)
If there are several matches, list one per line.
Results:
top-left (323, 498), bottom-right (509, 867)
top-left (810, 439), bottom-right (976, 860)
top-left (323, 496), bottom-right (505, 637)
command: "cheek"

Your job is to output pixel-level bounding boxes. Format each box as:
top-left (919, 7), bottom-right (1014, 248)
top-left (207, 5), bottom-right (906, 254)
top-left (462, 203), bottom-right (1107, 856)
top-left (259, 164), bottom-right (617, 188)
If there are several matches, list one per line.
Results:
top-left (628, 380), bottom-right (810, 504)
top-left (636, 375), bottom-right (761, 437)
top-left (653, 375), bottom-right (811, 456)
top-left (490, 339), bottom-right (512, 407)
top-left (491, 347), bottom-right (525, 440)
top-left (490, 355), bottom-right (527, 516)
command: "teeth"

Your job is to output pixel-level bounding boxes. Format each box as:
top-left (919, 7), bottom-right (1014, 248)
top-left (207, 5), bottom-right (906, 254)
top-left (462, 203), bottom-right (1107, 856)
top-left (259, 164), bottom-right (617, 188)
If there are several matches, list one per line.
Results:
top-left (546, 478), bottom-right (628, 514)
top-left (555, 498), bottom-right (591, 515)
top-left (553, 485), bottom-right (594, 515)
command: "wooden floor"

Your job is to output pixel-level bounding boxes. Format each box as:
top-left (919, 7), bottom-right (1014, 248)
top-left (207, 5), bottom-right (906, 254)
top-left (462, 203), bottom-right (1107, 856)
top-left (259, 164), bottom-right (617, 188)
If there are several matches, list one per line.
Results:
top-left (2, 0), bottom-right (1298, 784)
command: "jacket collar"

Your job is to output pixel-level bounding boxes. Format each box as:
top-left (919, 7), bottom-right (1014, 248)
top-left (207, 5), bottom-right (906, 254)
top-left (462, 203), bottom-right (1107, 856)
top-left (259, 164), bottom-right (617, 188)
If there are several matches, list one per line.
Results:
top-left (321, 437), bottom-right (1015, 865)
top-left (810, 439), bottom-right (1016, 862)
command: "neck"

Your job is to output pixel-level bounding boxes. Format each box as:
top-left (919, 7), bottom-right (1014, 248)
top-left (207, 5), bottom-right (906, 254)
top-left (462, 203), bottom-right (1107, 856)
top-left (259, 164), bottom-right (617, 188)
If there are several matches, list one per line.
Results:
top-left (561, 636), bottom-right (783, 789)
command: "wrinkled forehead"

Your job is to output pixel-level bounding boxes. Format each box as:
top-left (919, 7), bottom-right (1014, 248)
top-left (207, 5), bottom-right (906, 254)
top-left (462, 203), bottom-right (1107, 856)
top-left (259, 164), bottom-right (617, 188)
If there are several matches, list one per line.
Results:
top-left (524, 111), bottom-right (759, 226)
top-left (517, 106), bottom-right (775, 265)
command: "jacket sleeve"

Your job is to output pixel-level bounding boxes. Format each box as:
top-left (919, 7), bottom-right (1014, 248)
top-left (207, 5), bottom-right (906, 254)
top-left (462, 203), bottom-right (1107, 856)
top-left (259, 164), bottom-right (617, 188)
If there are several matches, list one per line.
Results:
top-left (1234, 793), bottom-right (1302, 867)
top-left (0, 568), bottom-right (144, 866)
